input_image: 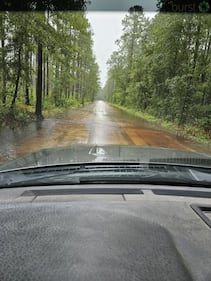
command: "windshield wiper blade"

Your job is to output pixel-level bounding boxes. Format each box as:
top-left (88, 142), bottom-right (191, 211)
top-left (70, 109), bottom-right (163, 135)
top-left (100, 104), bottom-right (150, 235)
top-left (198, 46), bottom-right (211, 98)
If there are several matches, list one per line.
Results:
top-left (0, 170), bottom-right (80, 188)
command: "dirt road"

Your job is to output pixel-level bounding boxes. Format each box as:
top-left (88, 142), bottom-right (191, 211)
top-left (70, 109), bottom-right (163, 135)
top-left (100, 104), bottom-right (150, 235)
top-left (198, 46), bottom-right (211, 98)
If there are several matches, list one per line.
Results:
top-left (0, 101), bottom-right (210, 163)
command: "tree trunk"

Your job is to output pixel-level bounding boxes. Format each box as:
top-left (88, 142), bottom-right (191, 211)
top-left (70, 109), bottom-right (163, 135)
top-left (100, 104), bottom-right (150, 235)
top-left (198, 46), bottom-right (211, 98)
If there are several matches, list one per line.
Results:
top-left (10, 47), bottom-right (22, 110)
top-left (46, 54), bottom-right (49, 96)
top-left (201, 31), bottom-right (210, 105)
top-left (25, 49), bottom-right (31, 105)
top-left (1, 15), bottom-right (6, 105)
top-left (25, 84), bottom-right (30, 105)
top-left (1, 38), bottom-right (6, 105)
top-left (53, 62), bottom-right (59, 106)
top-left (43, 52), bottom-right (46, 97)
top-left (35, 41), bottom-right (44, 121)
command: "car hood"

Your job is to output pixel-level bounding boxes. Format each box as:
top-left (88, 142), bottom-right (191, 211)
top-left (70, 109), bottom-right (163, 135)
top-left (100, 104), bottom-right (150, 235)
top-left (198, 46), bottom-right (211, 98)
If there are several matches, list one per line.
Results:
top-left (0, 145), bottom-right (210, 171)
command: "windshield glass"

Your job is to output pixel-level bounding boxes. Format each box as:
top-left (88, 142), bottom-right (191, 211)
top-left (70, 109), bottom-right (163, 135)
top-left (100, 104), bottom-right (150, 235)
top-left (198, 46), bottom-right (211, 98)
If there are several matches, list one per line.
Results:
top-left (0, 1), bottom-right (211, 175)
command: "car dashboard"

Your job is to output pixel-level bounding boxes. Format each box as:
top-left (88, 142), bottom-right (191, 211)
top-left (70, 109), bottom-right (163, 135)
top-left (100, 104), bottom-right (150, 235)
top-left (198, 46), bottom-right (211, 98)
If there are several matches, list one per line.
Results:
top-left (0, 184), bottom-right (211, 281)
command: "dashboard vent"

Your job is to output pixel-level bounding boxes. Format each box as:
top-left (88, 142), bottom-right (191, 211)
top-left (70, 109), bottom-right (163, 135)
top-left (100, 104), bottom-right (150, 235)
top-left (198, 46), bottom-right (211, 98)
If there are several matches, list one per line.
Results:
top-left (191, 205), bottom-right (211, 228)
top-left (153, 190), bottom-right (211, 199)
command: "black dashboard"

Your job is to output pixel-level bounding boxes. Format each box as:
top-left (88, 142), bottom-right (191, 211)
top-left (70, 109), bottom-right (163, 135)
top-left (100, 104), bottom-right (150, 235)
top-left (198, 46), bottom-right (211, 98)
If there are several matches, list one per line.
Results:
top-left (0, 184), bottom-right (211, 281)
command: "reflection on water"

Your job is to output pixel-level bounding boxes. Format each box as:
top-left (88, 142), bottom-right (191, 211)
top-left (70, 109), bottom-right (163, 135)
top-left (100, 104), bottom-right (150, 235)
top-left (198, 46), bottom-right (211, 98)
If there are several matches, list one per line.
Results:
top-left (0, 119), bottom-right (57, 163)
top-left (0, 101), bottom-right (210, 165)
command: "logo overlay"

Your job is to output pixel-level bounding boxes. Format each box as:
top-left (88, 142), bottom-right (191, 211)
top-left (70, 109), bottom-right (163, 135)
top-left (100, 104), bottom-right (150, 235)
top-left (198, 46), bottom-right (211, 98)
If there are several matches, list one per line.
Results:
top-left (199, 1), bottom-right (210, 12)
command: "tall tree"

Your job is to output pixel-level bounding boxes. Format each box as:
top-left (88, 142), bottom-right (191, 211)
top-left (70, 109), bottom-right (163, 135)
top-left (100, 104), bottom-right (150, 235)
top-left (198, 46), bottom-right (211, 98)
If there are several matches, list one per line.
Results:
top-left (106, 12), bottom-right (211, 133)
top-left (0, 13), bottom-right (7, 105)
top-left (0, 10), bottom-right (100, 126)
top-left (35, 41), bottom-right (43, 120)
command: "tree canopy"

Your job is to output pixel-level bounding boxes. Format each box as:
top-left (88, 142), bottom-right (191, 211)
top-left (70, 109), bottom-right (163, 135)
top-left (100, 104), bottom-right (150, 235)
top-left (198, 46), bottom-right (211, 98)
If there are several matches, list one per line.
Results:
top-left (0, 11), bottom-right (100, 123)
top-left (104, 12), bottom-right (211, 133)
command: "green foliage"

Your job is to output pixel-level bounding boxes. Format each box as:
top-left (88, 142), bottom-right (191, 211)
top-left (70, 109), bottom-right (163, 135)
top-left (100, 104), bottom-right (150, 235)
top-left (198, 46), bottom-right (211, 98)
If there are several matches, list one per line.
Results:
top-left (0, 104), bottom-right (35, 128)
top-left (112, 92), bottom-right (123, 105)
top-left (105, 12), bottom-right (211, 140)
top-left (113, 104), bottom-right (211, 144)
top-left (0, 11), bottom-right (100, 125)
top-left (65, 98), bottom-right (81, 108)
top-left (44, 96), bottom-right (81, 109)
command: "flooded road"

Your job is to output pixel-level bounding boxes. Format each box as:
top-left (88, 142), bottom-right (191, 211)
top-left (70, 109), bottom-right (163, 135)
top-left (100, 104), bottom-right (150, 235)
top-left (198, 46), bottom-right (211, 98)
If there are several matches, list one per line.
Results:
top-left (0, 101), bottom-right (210, 163)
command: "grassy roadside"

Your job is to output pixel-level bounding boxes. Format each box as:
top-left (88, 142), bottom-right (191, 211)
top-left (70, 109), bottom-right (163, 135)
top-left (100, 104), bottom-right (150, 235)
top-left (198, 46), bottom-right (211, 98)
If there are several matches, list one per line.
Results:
top-left (0, 100), bottom-right (88, 129)
top-left (112, 104), bottom-right (211, 145)
top-left (43, 100), bottom-right (91, 118)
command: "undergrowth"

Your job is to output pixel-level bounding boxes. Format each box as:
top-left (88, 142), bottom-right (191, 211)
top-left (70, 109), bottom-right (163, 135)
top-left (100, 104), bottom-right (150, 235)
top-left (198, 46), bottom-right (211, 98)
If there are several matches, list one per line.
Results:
top-left (112, 104), bottom-right (211, 145)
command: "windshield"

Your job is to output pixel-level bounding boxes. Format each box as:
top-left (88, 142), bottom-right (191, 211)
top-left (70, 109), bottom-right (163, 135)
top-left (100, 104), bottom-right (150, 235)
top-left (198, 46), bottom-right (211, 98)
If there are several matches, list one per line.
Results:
top-left (0, 1), bottom-right (211, 180)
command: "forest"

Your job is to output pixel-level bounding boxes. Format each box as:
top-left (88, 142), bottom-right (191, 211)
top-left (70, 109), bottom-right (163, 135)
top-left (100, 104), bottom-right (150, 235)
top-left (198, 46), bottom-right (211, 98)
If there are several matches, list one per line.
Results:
top-left (104, 12), bottom-right (211, 138)
top-left (0, 11), bottom-right (99, 126)
top-left (0, 5), bottom-right (211, 143)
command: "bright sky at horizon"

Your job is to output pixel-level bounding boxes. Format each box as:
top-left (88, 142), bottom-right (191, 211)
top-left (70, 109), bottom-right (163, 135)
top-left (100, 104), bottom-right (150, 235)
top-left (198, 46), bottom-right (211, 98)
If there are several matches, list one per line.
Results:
top-left (86, 12), bottom-right (156, 87)
top-left (86, 12), bottom-right (125, 87)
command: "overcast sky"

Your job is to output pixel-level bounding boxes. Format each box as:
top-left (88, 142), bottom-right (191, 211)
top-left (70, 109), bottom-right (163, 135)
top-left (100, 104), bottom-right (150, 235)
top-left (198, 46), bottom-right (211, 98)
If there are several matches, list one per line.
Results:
top-left (86, 12), bottom-right (156, 87)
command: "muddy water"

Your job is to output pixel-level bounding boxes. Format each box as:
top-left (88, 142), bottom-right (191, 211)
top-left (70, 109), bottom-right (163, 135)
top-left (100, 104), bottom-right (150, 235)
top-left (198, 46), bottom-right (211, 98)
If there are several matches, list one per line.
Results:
top-left (0, 101), bottom-right (210, 164)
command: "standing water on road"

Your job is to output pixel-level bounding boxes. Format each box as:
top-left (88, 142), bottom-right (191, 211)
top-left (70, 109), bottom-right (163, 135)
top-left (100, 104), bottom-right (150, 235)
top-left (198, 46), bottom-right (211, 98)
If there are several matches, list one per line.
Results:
top-left (0, 101), bottom-right (210, 164)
